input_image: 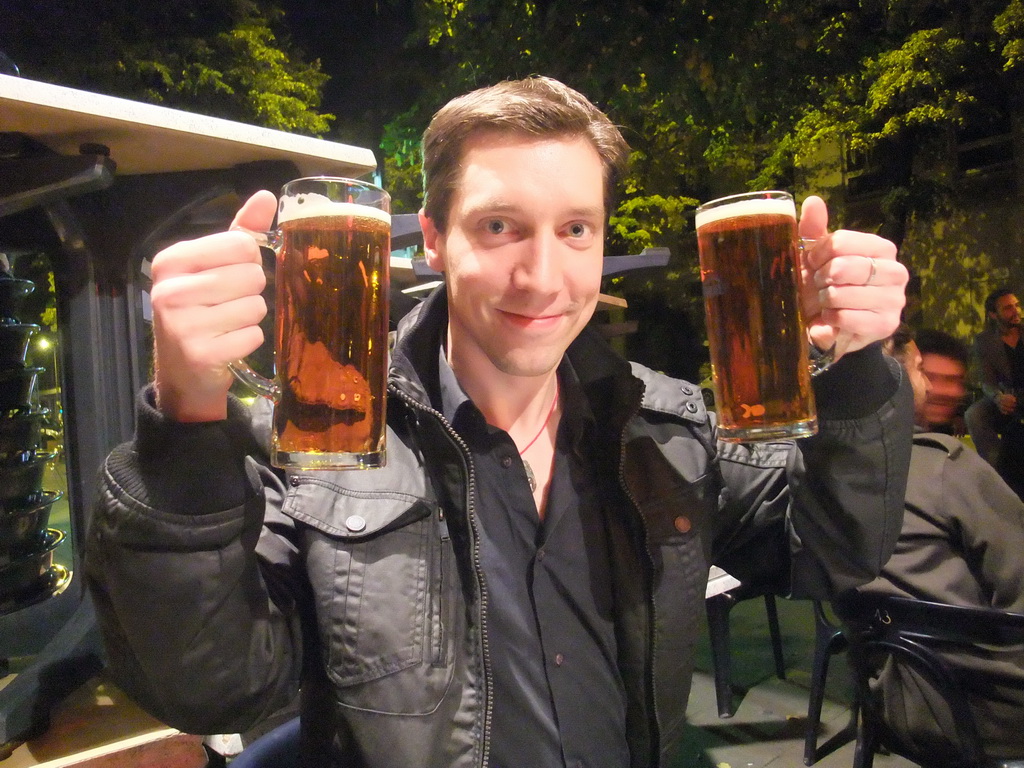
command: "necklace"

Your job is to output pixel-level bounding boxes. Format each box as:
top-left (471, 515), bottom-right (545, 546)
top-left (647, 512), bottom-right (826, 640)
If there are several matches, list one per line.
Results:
top-left (519, 381), bottom-right (559, 492)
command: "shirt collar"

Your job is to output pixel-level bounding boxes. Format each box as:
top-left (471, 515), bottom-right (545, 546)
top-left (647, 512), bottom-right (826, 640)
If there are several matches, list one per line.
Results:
top-left (436, 347), bottom-right (595, 450)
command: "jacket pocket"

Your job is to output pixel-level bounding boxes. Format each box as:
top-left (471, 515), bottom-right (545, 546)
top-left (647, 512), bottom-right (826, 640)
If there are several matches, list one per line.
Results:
top-left (286, 476), bottom-right (456, 715)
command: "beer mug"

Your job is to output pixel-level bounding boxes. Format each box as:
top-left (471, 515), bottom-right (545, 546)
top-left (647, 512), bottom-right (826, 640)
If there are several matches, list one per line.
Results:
top-left (230, 177), bottom-right (391, 469)
top-left (696, 190), bottom-right (828, 442)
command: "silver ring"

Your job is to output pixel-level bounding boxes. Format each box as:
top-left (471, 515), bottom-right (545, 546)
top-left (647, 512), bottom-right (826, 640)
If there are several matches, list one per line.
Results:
top-left (865, 257), bottom-right (877, 286)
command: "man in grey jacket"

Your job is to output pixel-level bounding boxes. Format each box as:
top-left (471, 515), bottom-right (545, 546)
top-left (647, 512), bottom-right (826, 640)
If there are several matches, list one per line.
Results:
top-left (865, 327), bottom-right (1024, 756)
top-left (85, 77), bottom-right (912, 768)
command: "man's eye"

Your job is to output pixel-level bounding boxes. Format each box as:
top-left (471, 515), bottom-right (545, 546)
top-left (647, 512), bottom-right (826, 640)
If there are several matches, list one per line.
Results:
top-left (568, 222), bottom-right (590, 238)
top-left (485, 220), bottom-right (506, 235)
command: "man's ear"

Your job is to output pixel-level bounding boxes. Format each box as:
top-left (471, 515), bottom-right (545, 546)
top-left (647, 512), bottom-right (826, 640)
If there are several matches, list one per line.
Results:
top-left (420, 210), bottom-right (445, 273)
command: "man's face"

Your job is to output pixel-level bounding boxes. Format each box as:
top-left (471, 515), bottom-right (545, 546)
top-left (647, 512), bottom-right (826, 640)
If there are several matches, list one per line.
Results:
top-left (920, 352), bottom-right (967, 428)
top-left (420, 133), bottom-right (606, 385)
top-left (899, 341), bottom-right (931, 427)
top-left (991, 293), bottom-right (1021, 331)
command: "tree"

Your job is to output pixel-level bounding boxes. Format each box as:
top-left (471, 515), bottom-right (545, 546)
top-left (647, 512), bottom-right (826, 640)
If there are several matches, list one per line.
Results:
top-left (380, 0), bottom-right (830, 377)
top-left (379, 0), bottom-right (1024, 347)
top-left (782, 2), bottom-right (1023, 242)
top-left (0, 0), bottom-right (333, 135)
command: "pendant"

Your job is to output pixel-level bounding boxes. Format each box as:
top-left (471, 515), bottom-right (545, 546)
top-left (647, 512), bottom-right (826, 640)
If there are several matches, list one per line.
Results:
top-left (523, 459), bottom-right (537, 492)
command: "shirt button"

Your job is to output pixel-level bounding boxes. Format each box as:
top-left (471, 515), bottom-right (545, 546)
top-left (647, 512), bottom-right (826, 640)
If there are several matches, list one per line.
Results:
top-left (673, 516), bottom-right (691, 534)
top-left (537, 549), bottom-right (546, 561)
top-left (555, 653), bottom-right (565, 666)
top-left (501, 455), bottom-right (513, 468)
top-left (345, 515), bottom-right (367, 533)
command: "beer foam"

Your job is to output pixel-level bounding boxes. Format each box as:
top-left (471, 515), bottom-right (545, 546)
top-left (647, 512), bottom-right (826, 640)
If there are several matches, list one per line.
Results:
top-left (695, 196), bottom-right (796, 229)
top-left (278, 192), bottom-right (391, 225)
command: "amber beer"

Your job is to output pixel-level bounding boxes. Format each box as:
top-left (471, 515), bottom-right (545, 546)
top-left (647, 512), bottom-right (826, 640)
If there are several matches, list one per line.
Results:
top-left (695, 191), bottom-right (816, 442)
top-left (230, 177), bottom-right (391, 469)
top-left (274, 201), bottom-right (390, 466)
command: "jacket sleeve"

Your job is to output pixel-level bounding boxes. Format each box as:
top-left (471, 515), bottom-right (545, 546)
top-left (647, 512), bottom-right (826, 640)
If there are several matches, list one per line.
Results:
top-left (84, 386), bottom-right (303, 735)
top-left (713, 344), bottom-right (913, 599)
top-left (942, 447), bottom-right (1024, 612)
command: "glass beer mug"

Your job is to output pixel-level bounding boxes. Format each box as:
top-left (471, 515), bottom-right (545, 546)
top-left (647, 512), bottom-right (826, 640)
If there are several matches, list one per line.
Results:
top-left (695, 190), bottom-right (830, 442)
top-left (231, 176), bottom-right (391, 470)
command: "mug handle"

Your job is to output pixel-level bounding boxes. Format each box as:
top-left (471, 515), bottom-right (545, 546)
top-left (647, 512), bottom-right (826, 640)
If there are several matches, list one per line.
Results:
top-left (227, 226), bottom-right (281, 401)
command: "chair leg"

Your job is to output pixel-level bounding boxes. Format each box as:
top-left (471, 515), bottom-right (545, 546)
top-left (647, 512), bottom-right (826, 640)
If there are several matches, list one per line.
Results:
top-left (803, 601), bottom-right (846, 765)
top-left (764, 593), bottom-right (786, 680)
top-left (706, 593), bottom-right (736, 718)
top-left (852, 689), bottom-right (875, 768)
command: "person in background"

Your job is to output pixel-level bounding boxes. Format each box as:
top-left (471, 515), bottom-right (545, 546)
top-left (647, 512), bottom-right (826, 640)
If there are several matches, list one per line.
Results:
top-left (84, 76), bottom-right (911, 768)
top-left (965, 288), bottom-right (1022, 469)
top-left (865, 326), bottom-right (1024, 757)
top-left (915, 328), bottom-right (969, 435)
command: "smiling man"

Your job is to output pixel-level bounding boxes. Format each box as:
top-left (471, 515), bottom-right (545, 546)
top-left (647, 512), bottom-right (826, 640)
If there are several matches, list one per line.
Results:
top-left (86, 77), bottom-right (912, 768)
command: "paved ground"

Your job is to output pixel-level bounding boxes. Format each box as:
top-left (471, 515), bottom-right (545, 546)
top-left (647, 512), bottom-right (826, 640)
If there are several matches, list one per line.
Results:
top-left (670, 597), bottom-right (920, 767)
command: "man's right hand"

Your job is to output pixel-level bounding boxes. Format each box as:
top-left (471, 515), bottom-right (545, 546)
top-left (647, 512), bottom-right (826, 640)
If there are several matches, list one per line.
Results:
top-left (150, 191), bottom-right (278, 422)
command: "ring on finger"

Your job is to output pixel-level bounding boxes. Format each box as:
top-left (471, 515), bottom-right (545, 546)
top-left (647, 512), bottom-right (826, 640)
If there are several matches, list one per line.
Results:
top-left (864, 256), bottom-right (878, 286)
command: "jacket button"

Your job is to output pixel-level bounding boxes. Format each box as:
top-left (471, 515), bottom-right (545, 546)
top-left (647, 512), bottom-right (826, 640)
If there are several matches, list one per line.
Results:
top-left (685, 401), bottom-right (699, 413)
top-left (673, 516), bottom-right (691, 534)
top-left (681, 385), bottom-right (694, 395)
top-left (501, 455), bottom-right (513, 468)
top-left (345, 515), bottom-right (367, 533)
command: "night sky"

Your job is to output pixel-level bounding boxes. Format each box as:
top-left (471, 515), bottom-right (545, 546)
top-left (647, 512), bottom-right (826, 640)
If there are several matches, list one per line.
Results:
top-left (276, 0), bottom-right (426, 149)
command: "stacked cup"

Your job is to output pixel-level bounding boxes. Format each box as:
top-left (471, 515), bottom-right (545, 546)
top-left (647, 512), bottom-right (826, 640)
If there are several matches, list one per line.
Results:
top-left (0, 269), bottom-right (65, 613)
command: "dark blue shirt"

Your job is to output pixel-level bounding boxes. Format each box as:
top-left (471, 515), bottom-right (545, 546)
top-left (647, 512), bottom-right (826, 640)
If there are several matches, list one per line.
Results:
top-left (1006, 339), bottom-right (1024, 394)
top-left (437, 354), bottom-right (628, 768)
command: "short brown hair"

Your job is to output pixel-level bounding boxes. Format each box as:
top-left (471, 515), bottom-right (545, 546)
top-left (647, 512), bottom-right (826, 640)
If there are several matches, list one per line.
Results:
top-left (884, 323), bottom-right (916, 362)
top-left (421, 76), bottom-right (631, 233)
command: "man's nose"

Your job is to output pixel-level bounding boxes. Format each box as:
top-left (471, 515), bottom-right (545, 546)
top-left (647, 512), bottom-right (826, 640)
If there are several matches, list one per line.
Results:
top-left (512, 233), bottom-right (562, 292)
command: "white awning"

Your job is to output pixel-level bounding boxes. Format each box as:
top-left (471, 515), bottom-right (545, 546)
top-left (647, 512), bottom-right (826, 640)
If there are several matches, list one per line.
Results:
top-left (0, 74), bottom-right (377, 178)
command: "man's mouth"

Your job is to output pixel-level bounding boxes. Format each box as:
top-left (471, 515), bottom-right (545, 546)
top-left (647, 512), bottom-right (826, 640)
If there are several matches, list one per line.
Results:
top-left (498, 308), bottom-right (564, 327)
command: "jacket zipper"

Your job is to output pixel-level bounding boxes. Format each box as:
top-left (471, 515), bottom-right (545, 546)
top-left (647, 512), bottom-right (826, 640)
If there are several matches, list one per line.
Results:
top-left (390, 385), bottom-right (493, 768)
top-left (616, 392), bottom-right (662, 765)
top-left (433, 508), bottom-right (450, 667)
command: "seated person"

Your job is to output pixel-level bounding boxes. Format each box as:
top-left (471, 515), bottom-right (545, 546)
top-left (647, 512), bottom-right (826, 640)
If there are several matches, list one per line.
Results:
top-left (965, 288), bottom-right (1022, 468)
top-left (861, 326), bottom-right (1024, 757)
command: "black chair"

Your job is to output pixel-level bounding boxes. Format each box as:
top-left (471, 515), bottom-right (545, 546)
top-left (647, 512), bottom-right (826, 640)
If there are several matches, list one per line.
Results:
top-left (834, 592), bottom-right (1024, 768)
top-left (705, 582), bottom-right (786, 718)
top-left (802, 600), bottom-right (853, 765)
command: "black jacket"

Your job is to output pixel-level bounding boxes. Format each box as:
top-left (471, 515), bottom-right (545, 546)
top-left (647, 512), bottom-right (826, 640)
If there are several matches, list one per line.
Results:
top-left (85, 287), bottom-right (912, 767)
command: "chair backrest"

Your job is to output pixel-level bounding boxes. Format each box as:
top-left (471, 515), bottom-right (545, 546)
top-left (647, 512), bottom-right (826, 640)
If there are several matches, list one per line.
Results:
top-left (834, 592), bottom-right (1024, 768)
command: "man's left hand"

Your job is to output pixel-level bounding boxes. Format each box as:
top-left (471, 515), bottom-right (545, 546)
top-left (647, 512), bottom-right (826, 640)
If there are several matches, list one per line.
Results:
top-left (798, 195), bottom-right (908, 358)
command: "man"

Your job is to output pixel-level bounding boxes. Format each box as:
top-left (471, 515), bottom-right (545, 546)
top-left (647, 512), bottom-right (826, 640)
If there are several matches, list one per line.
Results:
top-left (965, 288), bottom-right (1022, 469)
top-left (915, 329), bottom-right (969, 434)
top-left (864, 327), bottom-right (1024, 756)
top-left (85, 77), bottom-right (911, 768)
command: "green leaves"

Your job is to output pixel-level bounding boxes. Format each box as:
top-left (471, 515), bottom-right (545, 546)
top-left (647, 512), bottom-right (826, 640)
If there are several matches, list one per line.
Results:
top-left (995, 0), bottom-right (1024, 70)
top-left (2, 0), bottom-right (333, 136)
